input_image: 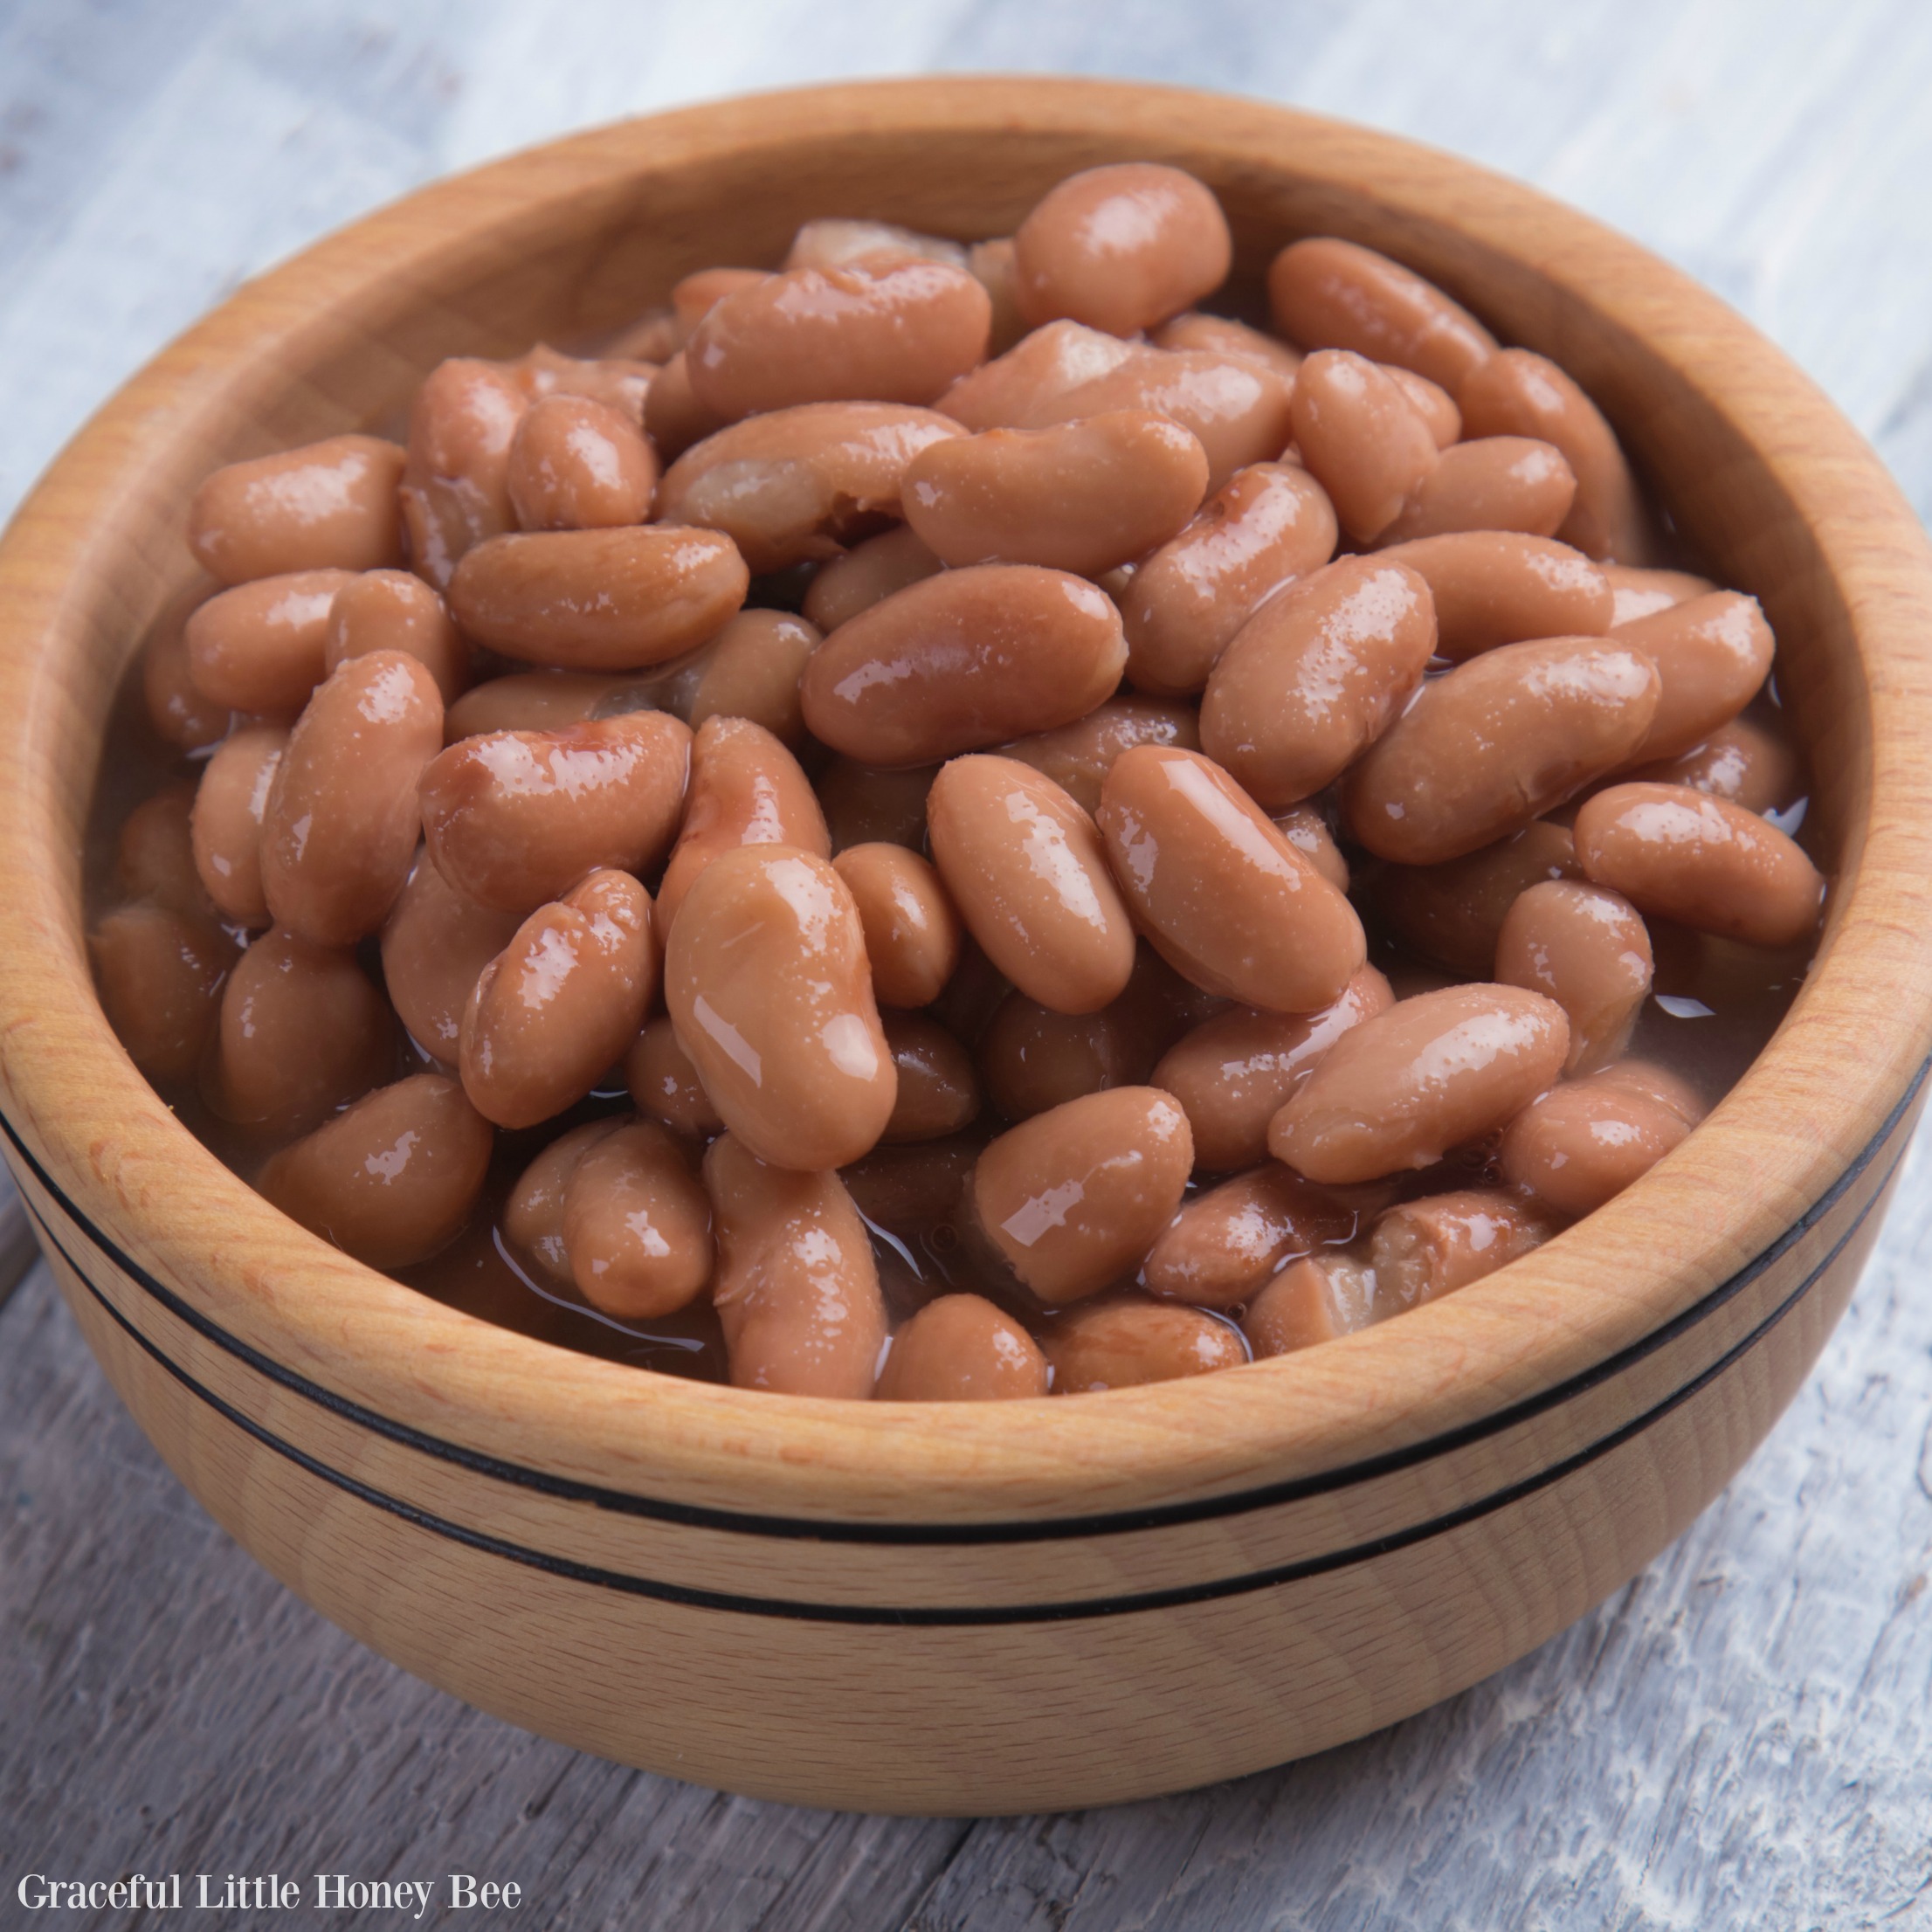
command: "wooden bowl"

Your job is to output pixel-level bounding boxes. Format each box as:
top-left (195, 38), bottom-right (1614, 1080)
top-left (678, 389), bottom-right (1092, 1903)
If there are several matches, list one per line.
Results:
top-left (2, 77), bottom-right (1929, 1818)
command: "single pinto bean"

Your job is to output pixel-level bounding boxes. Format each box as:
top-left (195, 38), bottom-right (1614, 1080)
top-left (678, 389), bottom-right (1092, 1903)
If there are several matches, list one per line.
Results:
top-left (800, 565), bottom-right (1127, 765)
top-left (185, 568), bottom-right (356, 714)
top-left (189, 434), bottom-right (406, 584)
top-left (1459, 348), bottom-right (1654, 563)
top-left (1376, 533), bottom-right (1612, 660)
top-left (325, 569), bottom-right (468, 704)
top-left (671, 266), bottom-right (769, 340)
top-left (119, 784), bottom-right (210, 919)
top-left (379, 853), bottom-right (521, 1061)
top-left (400, 357), bottom-right (528, 590)
top-left (1271, 804), bottom-right (1349, 891)
top-left (657, 402), bottom-right (965, 572)
top-left (447, 527), bottom-right (747, 669)
top-left (624, 1013), bottom-right (725, 1138)
top-left (880, 1012), bottom-right (981, 1142)
top-left (642, 352), bottom-right (727, 462)
top-left (1343, 638), bottom-right (1660, 865)
top-left (460, 870), bottom-right (658, 1128)
top-left (1288, 350), bottom-right (1440, 543)
top-left (1501, 1061), bottom-right (1705, 1217)
top-left (260, 650), bottom-right (445, 944)
top-left (503, 343), bottom-right (656, 419)
top-left (1098, 745), bottom-right (1366, 1012)
top-left (969, 237), bottom-right (1029, 355)
top-left (1200, 555), bottom-right (1437, 806)
top-left (928, 756), bottom-right (1137, 1014)
top-left (704, 1134), bottom-right (887, 1397)
top-left (1377, 437), bottom-right (1577, 546)
top-left (562, 1120), bottom-right (714, 1318)
top-left (1574, 783), bottom-right (1825, 947)
top-left (656, 716), bottom-right (829, 930)
top-left (685, 610), bottom-right (820, 745)
top-left (1388, 369), bottom-right (1461, 447)
top-left (1267, 237), bottom-right (1499, 397)
top-left (1369, 1190), bottom-right (1553, 1308)
top-left (190, 727), bottom-right (285, 925)
top-left (1612, 591), bottom-right (1776, 762)
top-left (443, 671), bottom-right (637, 741)
top-left (686, 259), bottom-right (990, 417)
top-left (209, 928), bottom-right (394, 1131)
top-left (994, 697), bottom-right (1201, 817)
top-left (877, 1294), bottom-right (1049, 1402)
top-left (1270, 983), bottom-right (1570, 1183)
top-left (1121, 463), bottom-right (1338, 695)
top-left (977, 991), bottom-right (1149, 1121)
top-left (972, 1087), bottom-right (1194, 1303)
top-left (842, 1136), bottom-right (979, 1229)
top-left (1044, 1299), bottom-right (1247, 1392)
top-left (1606, 564), bottom-right (1716, 627)
top-left (1014, 162), bottom-right (1232, 336)
top-left (1152, 312), bottom-right (1302, 382)
top-left (667, 845), bottom-right (895, 1170)
top-left (143, 583), bottom-right (231, 751)
top-left (1242, 1252), bottom-right (1381, 1357)
top-left (1151, 966), bottom-right (1395, 1171)
top-left (1142, 1165), bottom-right (1357, 1310)
top-left (1628, 715), bottom-right (1804, 814)
top-left (506, 393), bottom-right (659, 532)
top-left (1370, 820), bottom-right (1582, 976)
top-left (818, 758), bottom-right (938, 854)
top-left (418, 710), bottom-right (691, 914)
top-left (89, 902), bottom-right (233, 1080)
top-left (784, 219), bottom-right (968, 273)
top-left (504, 1120), bottom-right (622, 1283)
top-left (258, 1073), bottom-right (493, 1268)
top-left (1495, 880), bottom-right (1653, 1073)
top-left (802, 526), bottom-right (944, 632)
top-left (833, 842), bottom-right (961, 1008)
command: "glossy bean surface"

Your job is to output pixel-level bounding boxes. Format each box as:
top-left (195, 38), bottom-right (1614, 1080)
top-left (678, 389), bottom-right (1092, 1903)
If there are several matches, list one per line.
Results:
top-left (783, 219), bottom-right (966, 273)
top-left (977, 993), bottom-right (1150, 1121)
top-left (379, 854), bottom-right (521, 1062)
top-left (993, 697), bottom-right (1200, 818)
top-left (1370, 819), bottom-right (1582, 976)
top-left (1613, 590), bottom-right (1776, 763)
top-left (686, 610), bottom-right (820, 746)
top-left (624, 1014), bottom-right (725, 1138)
top-left (443, 671), bottom-right (634, 741)
top-left (327, 572), bottom-right (466, 708)
top-left (801, 526), bottom-right (944, 632)
top-left (1605, 564), bottom-right (1716, 628)
top-left (1043, 1299), bottom-right (1246, 1392)
top-left (89, 903), bottom-right (232, 1080)
top-left (189, 434), bottom-right (406, 584)
top-left (185, 568), bottom-right (355, 714)
top-left (833, 842), bottom-right (961, 1008)
top-left (818, 758), bottom-right (938, 854)
top-left (876, 1294), bottom-right (1049, 1402)
top-left (1627, 715), bottom-right (1804, 815)
top-left (399, 358), bottom-right (528, 590)
top-left (1151, 312), bottom-right (1302, 381)
top-left (143, 586), bottom-right (231, 751)
top-left (190, 725), bottom-right (286, 925)
top-left (503, 1119), bottom-right (619, 1283)
top-left (1494, 880), bottom-right (1653, 1074)
top-left (1242, 1252), bottom-right (1380, 1357)
top-left (1288, 350), bottom-right (1440, 544)
top-left (1142, 1165), bottom-right (1356, 1310)
top-left (562, 1119), bottom-right (714, 1318)
top-left (1377, 436), bottom-right (1577, 545)
top-left (1270, 803), bottom-right (1349, 891)
top-left (1501, 1061), bottom-right (1704, 1218)
top-left (506, 392), bottom-right (658, 532)
top-left (642, 351), bottom-right (727, 461)
top-left (880, 1012), bottom-right (982, 1142)
top-left (1377, 532), bottom-right (1612, 660)
top-left (1369, 1189), bottom-right (1552, 1309)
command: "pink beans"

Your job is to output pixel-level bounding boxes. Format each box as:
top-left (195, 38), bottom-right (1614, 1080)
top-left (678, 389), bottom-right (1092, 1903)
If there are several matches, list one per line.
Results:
top-left (1097, 745), bottom-right (1366, 1012)
top-left (379, 854), bottom-right (521, 1062)
top-left (818, 758), bottom-right (938, 854)
top-left (417, 711), bottom-right (691, 914)
top-left (802, 525), bottom-right (944, 631)
top-left (877, 1294), bottom-right (1049, 1401)
top-left (994, 697), bottom-right (1201, 817)
top-left (1611, 591), bottom-right (1775, 763)
top-left (666, 845), bottom-right (895, 1170)
top-left (1243, 1252), bottom-right (1380, 1358)
top-left (1629, 716), bottom-right (1804, 815)
top-left (1494, 880), bottom-right (1653, 1073)
top-left (561, 1120), bottom-right (714, 1318)
top-left (1152, 312), bottom-right (1302, 381)
top-left (1370, 820), bottom-right (1581, 976)
top-left (704, 1134), bottom-right (887, 1397)
top-left (259, 650), bottom-right (445, 944)
top-left (189, 434), bottom-right (406, 584)
top-left (400, 358), bottom-right (528, 590)
top-left (1269, 983), bottom-right (1570, 1183)
top-left (185, 568), bottom-right (355, 714)
top-left (1376, 533), bottom-right (1612, 661)
top-left (799, 565), bottom-right (1127, 766)
top-left (1376, 437), bottom-right (1577, 545)
top-left (880, 1012), bottom-right (982, 1142)
top-left (1574, 783), bottom-right (1825, 947)
top-left (1043, 1300), bottom-right (1246, 1391)
top-left (506, 393), bottom-right (659, 532)
top-left (1142, 1165), bottom-right (1356, 1309)
top-left (832, 842), bottom-right (962, 1008)
top-left (190, 724), bottom-right (286, 925)
top-left (1606, 565), bottom-right (1715, 627)
top-left (1501, 1061), bottom-right (1705, 1217)
top-left (1369, 1190), bottom-right (1553, 1308)
top-left (1289, 350), bottom-right (1440, 544)
top-left (89, 902), bottom-right (232, 1080)
top-left (325, 569), bottom-right (468, 706)
top-left (624, 1014), bottom-right (724, 1138)
top-left (442, 670), bottom-right (633, 741)
top-left (977, 993), bottom-right (1150, 1121)
top-left (459, 869), bottom-right (658, 1128)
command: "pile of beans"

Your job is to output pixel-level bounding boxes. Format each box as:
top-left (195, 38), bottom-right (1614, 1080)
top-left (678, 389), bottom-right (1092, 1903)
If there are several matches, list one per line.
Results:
top-left (87, 161), bottom-right (1825, 1401)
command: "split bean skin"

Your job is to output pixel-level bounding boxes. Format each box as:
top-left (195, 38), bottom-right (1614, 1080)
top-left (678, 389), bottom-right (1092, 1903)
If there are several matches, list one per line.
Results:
top-left (880, 1012), bottom-right (983, 1142)
top-left (325, 569), bottom-right (468, 705)
top-left (902, 411), bottom-right (1209, 575)
top-left (418, 711), bottom-right (691, 914)
top-left (185, 568), bottom-right (356, 714)
top-left (799, 565), bottom-right (1128, 766)
top-left (1501, 1061), bottom-right (1705, 1218)
top-left (1289, 350), bottom-right (1440, 544)
top-left (89, 902), bottom-right (233, 1080)
top-left (1611, 591), bottom-right (1775, 763)
top-left (1370, 819), bottom-right (1581, 976)
top-left (784, 220), bottom-right (967, 273)
top-left (459, 869), bottom-right (658, 1129)
top-left (686, 259), bottom-right (991, 417)
top-left (1267, 237), bottom-right (1499, 397)
top-left (1494, 880), bottom-right (1653, 1074)
top-left (504, 1119), bottom-right (620, 1283)
top-left (189, 434), bottom-right (406, 584)
top-left (667, 845), bottom-right (896, 1171)
top-left (643, 352), bottom-right (728, 462)
top-left (1369, 1190), bottom-right (1552, 1309)
top-left (1377, 533), bottom-right (1613, 660)
top-left (191, 725), bottom-right (286, 926)
top-left (1013, 162), bottom-right (1233, 337)
top-left (447, 527), bottom-right (749, 670)
top-left (969, 238), bottom-right (1029, 355)
top-left (1152, 312), bottom-right (1303, 382)
top-left (260, 650), bottom-right (445, 945)
top-left (657, 402), bottom-right (964, 572)
top-left (876, 1294), bottom-right (1050, 1402)
top-left (258, 1073), bottom-right (494, 1269)
top-left (1344, 637), bottom-right (1661, 865)
top-left (504, 343), bottom-right (656, 423)
top-left (506, 392), bottom-right (659, 532)
top-left (1242, 1252), bottom-right (1380, 1357)
top-left (818, 758), bottom-right (938, 854)
top-left (1043, 1299), bottom-right (1247, 1392)
top-left (379, 854), bottom-right (522, 1062)
top-left (1271, 803), bottom-right (1349, 891)
top-left (1121, 463), bottom-right (1340, 696)
top-left (1629, 715), bottom-right (1804, 815)
top-left (672, 266), bottom-right (769, 338)
top-left (1574, 782), bottom-right (1824, 947)
top-left (972, 1087), bottom-right (1194, 1304)
top-left (1151, 965), bottom-right (1394, 1172)
top-left (1270, 983), bottom-right (1570, 1183)
top-left (994, 697), bottom-right (1201, 817)
top-left (801, 525), bottom-right (944, 631)
top-left (1388, 369), bottom-right (1462, 448)
top-left (624, 1014), bottom-right (725, 1138)
top-left (928, 756), bottom-right (1137, 1015)
top-left (704, 1133), bottom-right (887, 1398)
top-left (1377, 437), bottom-right (1577, 546)
top-left (400, 358), bottom-right (528, 590)
top-left (833, 842), bottom-right (962, 1008)
top-left (1142, 1165), bottom-right (1357, 1310)
top-left (562, 1120), bottom-right (714, 1319)
top-left (1200, 555), bottom-right (1438, 807)
top-left (1098, 745), bottom-right (1366, 1013)
top-left (685, 610), bottom-right (820, 746)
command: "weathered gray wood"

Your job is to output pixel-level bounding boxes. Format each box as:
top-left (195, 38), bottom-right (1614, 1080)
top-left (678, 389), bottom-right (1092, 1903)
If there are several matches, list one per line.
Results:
top-left (3, 3), bottom-right (1932, 1926)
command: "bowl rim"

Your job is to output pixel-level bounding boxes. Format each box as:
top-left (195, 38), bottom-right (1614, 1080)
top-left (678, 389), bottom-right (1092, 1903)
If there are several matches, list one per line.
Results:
top-left (3, 73), bottom-right (1931, 1530)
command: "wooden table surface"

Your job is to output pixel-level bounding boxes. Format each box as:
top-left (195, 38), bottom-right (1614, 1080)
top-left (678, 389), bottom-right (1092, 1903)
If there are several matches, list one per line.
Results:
top-left (3, 3), bottom-right (1930, 1925)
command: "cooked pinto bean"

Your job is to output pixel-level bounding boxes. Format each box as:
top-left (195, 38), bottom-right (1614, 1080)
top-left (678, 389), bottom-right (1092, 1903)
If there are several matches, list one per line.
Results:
top-left (442, 670), bottom-right (637, 741)
top-left (1494, 880), bottom-right (1653, 1073)
top-left (503, 1119), bottom-right (621, 1283)
top-left (506, 393), bottom-right (658, 532)
top-left (1370, 819), bottom-right (1583, 976)
top-left (418, 710), bottom-right (690, 914)
top-left (841, 1135), bottom-right (980, 1229)
top-left (459, 870), bottom-right (658, 1128)
top-left (1377, 437), bottom-right (1577, 546)
top-left (978, 992), bottom-right (1152, 1122)
top-left (1270, 803), bottom-right (1349, 892)
top-left (880, 1012), bottom-right (981, 1142)
top-left (704, 1133), bottom-right (886, 1397)
top-left (968, 237), bottom-right (1028, 355)
top-left (1242, 1252), bottom-right (1381, 1357)
top-left (1387, 368), bottom-right (1461, 448)
top-left (190, 728), bottom-right (283, 925)
top-left (258, 1073), bottom-right (493, 1268)
top-left (1369, 1189), bottom-right (1553, 1308)
top-left (1343, 637), bottom-right (1660, 865)
top-left (142, 582), bottom-right (231, 751)
top-left (379, 854), bottom-right (521, 1062)
top-left (120, 783), bottom-right (210, 919)
top-left (185, 568), bottom-right (356, 714)
top-left (938, 319), bottom-right (1141, 428)
top-left (685, 609), bottom-right (819, 746)
top-left (818, 757), bottom-right (939, 854)
top-left (1288, 350), bottom-right (1440, 543)
top-left (399, 358), bottom-right (528, 590)
top-left (89, 902), bottom-right (233, 1080)
top-left (1044, 1298), bottom-right (1246, 1391)
top-left (325, 569), bottom-right (468, 704)
top-left (1142, 1165), bottom-right (1357, 1310)
top-left (802, 526), bottom-right (944, 632)
top-left (1501, 1061), bottom-right (1706, 1217)
top-left (1200, 555), bottom-right (1437, 806)
top-left (671, 266), bottom-right (769, 339)
top-left (1377, 532), bottom-right (1613, 660)
top-left (503, 343), bottom-right (656, 423)
top-left (260, 650), bottom-right (445, 944)
top-left (784, 219), bottom-right (967, 273)
top-left (1097, 745), bottom-right (1366, 1012)
top-left (971, 1087), bottom-right (1193, 1303)
top-left (1269, 983), bottom-right (1570, 1183)
top-left (833, 842), bottom-right (961, 1008)
top-left (189, 434), bottom-right (406, 584)
top-left (1573, 782), bottom-right (1824, 947)
top-left (642, 351), bottom-right (727, 462)
top-left (1613, 590), bottom-right (1775, 763)
top-left (1152, 312), bottom-right (1302, 382)
top-left (994, 697), bottom-right (1201, 817)
top-left (877, 1294), bottom-right (1049, 1402)
top-left (1605, 564), bottom-right (1717, 628)
top-left (1627, 715), bottom-right (1804, 814)
top-left (562, 1119), bottom-right (714, 1318)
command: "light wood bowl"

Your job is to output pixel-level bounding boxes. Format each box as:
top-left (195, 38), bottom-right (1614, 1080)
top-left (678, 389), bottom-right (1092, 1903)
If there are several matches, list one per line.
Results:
top-left (2, 77), bottom-right (1929, 1818)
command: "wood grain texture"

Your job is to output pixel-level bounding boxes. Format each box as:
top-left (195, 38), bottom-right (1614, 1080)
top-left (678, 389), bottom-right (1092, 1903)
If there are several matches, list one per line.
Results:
top-left (3, 1), bottom-right (1932, 1920)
